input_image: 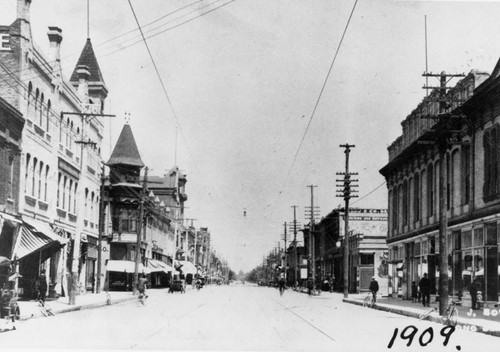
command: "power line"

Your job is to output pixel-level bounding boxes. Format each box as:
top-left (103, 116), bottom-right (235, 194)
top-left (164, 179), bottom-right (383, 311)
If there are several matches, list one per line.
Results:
top-left (277, 0), bottom-right (359, 198)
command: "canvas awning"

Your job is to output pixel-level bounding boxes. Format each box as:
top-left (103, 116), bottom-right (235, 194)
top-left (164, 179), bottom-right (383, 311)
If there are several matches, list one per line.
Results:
top-left (14, 218), bottom-right (68, 261)
top-left (148, 259), bottom-right (172, 273)
top-left (178, 260), bottom-right (197, 274)
top-left (106, 260), bottom-right (151, 274)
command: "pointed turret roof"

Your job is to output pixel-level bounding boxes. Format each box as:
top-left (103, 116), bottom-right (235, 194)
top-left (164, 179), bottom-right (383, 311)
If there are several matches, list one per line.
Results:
top-left (70, 38), bottom-right (107, 88)
top-left (107, 124), bottom-right (144, 167)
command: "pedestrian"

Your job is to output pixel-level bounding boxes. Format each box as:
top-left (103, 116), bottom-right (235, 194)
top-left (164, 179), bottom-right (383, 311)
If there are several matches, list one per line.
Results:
top-left (307, 276), bottom-right (314, 296)
top-left (411, 281), bottom-right (418, 303)
top-left (138, 274), bottom-right (148, 299)
top-left (369, 276), bottom-right (379, 304)
top-left (418, 273), bottom-right (431, 307)
top-left (38, 270), bottom-right (48, 304)
top-left (468, 280), bottom-right (479, 310)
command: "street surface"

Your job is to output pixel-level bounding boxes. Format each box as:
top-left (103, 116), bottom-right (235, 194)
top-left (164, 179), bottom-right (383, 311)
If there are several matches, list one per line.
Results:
top-left (1, 284), bottom-right (499, 352)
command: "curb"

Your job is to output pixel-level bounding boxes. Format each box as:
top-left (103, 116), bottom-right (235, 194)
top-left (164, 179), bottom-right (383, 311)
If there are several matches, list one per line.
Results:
top-left (19, 295), bottom-right (137, 321)
top-left (343, 298), bottom-right (500, 338)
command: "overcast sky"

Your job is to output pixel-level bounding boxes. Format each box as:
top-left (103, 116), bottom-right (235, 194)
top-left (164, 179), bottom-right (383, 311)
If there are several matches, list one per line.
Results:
top-left (2, 0), bottom-right (500, 273)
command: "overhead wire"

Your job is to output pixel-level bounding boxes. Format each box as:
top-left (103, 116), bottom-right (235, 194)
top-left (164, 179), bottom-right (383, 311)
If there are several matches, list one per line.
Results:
top-left (277, 0), bottom-right (359, 200)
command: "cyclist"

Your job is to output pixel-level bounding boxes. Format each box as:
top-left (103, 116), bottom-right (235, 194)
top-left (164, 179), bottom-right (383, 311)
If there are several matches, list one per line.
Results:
top-left (278, 276), bottom-right (286, 296)
top-left (369, 276), bottom-right (379, 304)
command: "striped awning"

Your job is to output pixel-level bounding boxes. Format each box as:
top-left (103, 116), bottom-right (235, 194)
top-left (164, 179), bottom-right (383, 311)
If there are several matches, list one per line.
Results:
top-left (14, 218), bottom-right (69, 261)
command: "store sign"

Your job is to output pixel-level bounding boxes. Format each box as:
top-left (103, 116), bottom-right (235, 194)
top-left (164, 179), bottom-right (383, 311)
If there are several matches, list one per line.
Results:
top-left (0, 32), bottom-right (11, 51)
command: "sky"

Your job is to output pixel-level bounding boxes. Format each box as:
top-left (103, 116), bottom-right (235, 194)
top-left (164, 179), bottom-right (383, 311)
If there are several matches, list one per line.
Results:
top-left (2, 0), bottom-right (500, 273)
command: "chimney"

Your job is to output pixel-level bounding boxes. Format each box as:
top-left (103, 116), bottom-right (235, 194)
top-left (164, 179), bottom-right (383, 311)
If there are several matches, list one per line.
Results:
top-left (47, 27), bottom-right (63, 76)
top-left (16, 0), bottom-right (32, 22)
top-left (76, 65), bottom-right (90, 104)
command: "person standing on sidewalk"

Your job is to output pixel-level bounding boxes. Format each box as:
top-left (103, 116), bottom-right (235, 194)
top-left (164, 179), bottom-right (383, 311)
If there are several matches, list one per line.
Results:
top-left (369, 276), bottom-right (379, 303)
top-left (38, 270), bottom-right (48, 304)
top-left (411, 281), bottom-right (418, 303)
top-left (419, 273), bottom-right (431, 307)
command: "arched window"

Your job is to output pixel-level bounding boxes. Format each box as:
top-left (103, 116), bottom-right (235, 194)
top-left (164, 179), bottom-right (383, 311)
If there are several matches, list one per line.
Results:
top-left (27, 82), bottom-right (32, 118)
top-left (8, 155), bottom-right (14, 199)
top-left (39, 93), bottom-right (44, 126)
top-left (427, 164), bottom-right (434, 218)
top-left (44, 165), bottom-right (49, 201)
top-left (35, 88), bottom-right (39, 116)
top-left (38, 161), bottom-right (43, 199)
top-left (85, 188), bottom-right (89, 220)
top-left (68, 179), bottom-right (73, 213)
top-left (25, 153), bottom-right (31, 193)
top-left (57, 173), bottom-right (61, 207)
top-left (46, 100), bottom-right (51, 132)
top-left (66, 118), bottom-right (70, 148)
top-left (91, 191), bottom-right (95, 222)
top-left (62, 176), bottom-right (67, 209)
top-left (32, 157), bottom-right (37, 197)
top-left (74, 182), bottom-right (78, 213)
top-left (70, 121), bottom-right (74, 149)
top-left (59, 114), bottom-right (64, 144)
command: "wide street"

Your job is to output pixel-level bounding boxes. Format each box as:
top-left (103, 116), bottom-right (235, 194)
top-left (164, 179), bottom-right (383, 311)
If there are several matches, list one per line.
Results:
top-left (1, 283), bottom-right (499, 352)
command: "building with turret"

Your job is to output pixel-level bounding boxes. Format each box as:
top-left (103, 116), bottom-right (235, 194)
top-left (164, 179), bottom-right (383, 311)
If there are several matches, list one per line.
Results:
top-left (0, 0), bottom-right (108, 301)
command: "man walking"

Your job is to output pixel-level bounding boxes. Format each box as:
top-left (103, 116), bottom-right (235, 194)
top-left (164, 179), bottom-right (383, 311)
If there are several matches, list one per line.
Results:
top-left (369, 276), bottom-right (379, 304)
top-left (419, 273), bottom-right (431, 307)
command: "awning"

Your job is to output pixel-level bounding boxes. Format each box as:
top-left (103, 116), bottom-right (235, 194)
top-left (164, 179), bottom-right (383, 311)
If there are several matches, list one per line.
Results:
top-left (14, 223), bottom-right (67, 261)
top-left (177, 260), bottom-right (197, 274)
top-left (148, 259), bottom-right (173, 273)
top-left (106, 260), bottom-right (151, 274)
top-left (22, 217), bottom-right (69, 244)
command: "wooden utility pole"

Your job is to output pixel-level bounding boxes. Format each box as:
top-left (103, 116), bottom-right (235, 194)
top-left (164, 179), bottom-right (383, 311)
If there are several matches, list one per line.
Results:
top-left (96, 164), bottom-right (106, 293)
top-left (291, 205), bottom-right (299, 286)
top-left (336, 144), bottom-right (358, 298)
top-left (133, 166), bottom-right (148, 295)
top-left (306, 185), bottom-right (318, 285)
top-left (422, 71), bottom-right (465, 316)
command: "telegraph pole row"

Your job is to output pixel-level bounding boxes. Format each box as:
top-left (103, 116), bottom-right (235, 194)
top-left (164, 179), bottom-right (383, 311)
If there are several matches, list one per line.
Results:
top-left (336, 144), bottom-right (357, 299)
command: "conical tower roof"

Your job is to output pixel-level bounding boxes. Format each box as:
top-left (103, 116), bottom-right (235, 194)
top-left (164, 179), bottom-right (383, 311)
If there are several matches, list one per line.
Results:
top-left (70, 38), bottom-right (107, 89)
top-left (107, 124), bottom-right (144, 167)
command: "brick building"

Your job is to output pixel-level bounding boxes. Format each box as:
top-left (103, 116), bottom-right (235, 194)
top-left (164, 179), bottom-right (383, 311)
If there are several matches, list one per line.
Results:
top-left (380, 61), bottom-right (500, 307)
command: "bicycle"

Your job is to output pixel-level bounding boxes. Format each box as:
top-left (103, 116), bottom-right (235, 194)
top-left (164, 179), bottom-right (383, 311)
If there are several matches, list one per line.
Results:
top-left (418, 301), bottom-right (459, 326)
top-left (37, 299), bottom-right (55, 317)
top-left (442, 300), bottom-right (460, 326)
top-left (363, 292), bottom-right (375, 308)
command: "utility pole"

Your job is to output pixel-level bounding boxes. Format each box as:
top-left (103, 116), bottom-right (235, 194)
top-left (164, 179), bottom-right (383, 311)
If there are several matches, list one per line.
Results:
top-left (291, 205), bottom-right (299, 285)
top-left (133, 166), bottom-right (148, 295)
top-left (421, 71), bottom-right (465, 316)
top-left (336, 144), bottom-right (358, 298)
top-left (306, 185), bottom-right (318, 286)
top-left (96, 164), bottom-right (106, 293)
top-left (283, 222), bottom-right (287, 281)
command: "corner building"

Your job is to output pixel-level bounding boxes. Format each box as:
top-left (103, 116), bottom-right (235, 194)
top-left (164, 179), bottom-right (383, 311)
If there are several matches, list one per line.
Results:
top-left (0, 0), bottom-right (107, 298)
top-left (380, 62), bottom-right (500, 308)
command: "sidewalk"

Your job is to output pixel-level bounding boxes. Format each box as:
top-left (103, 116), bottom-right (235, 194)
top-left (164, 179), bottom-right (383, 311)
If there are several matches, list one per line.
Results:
top-left (343, 294), bottom-right (500, 337)
top-left (16, 287), bottom-right (171, 321)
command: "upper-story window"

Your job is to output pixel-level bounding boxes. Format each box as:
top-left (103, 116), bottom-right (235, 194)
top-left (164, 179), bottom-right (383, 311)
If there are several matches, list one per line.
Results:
top-left (483, 124), bottom-right (500, 201)
top-left (427, 164), bottom-right (434, 218)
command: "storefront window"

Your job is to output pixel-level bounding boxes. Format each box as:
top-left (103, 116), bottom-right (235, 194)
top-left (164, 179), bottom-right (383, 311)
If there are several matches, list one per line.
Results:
top-left (462, 230), bottom-right (472, 249)
top-left (474, 228), bottom-right (484, 247)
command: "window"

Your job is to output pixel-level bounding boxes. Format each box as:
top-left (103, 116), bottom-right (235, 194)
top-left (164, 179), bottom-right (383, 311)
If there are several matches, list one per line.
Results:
top-left (57, 173), bottom-right (61, 207)
top-left (32, 158), bottom-right (37, 197)
top-left (39, 93), bottom-right (44, 126)
top-left (62, 176), bottom-right (67, 209)
top-left (360, 254), bottom-right (374, 265)
top-left (427, 164), bottom-right (434, 218)
top-left (68, 180), bottom-right (73, 213)
top-left (44, 166), bottom-right (49, 202)
top-left (74, 182), bottom-right (78, 213)
top-left (38, 161), bottom-right (43, 199)
top-left (414, 173), bottom-right (420, 222)
top-left (461, 145), bottom-right (471, 204)
top-left (483, 125), bottom-right (500, 201)
top-left (402, 181), bottom-right (409, 226)
top-left (46, 100), bottom-right (51, 132)
top-left (8, 155), bottom-right (14, 199)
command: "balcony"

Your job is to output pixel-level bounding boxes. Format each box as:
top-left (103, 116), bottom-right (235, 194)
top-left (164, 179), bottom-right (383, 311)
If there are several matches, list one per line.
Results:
top-left (34, 124), bottom-right (45, 138)
top-left (24, 195), bottom-right (36, 207)
top-left (68, 213), bottom-right (77, 223)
